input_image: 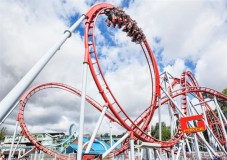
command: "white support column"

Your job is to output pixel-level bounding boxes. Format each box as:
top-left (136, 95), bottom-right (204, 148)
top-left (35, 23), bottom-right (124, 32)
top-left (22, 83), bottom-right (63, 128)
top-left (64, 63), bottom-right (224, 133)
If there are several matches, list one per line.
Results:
top-left (0, 101), bottom-right (19, 126)
top-left (158, 98), bottom-right (162, 141)
top-left (77, 62), bottom-right (89, 160)
top-left (38, 151), bottom-right (41, 160)
top-left (170, 117), bottom-right (175, 137)
top-left (187, 101), bottom-right (201, 160)
top-left (11, 135), bottom-right (23, 158)
top-left (128, 151), bottom-right (131, 160)
top-left (175, 141), bottom-right (183, 160)
top-left (8, 121), bottom-right (19, 160)
top-left (140, 148), bottom-right (143, 160)
top-left (129, 132), bottom-right (135, 160)
top-left (42, 152), bottom-right (45, 160)
top-left (214, 97), bottom-right (227, 148)
top-left (216, 103), bottom-right (227, 124)
top-left (194, 133), bottom-right (201, 160)
top-left (149, 148), bottom-right (152, 159)
top-left (0, 15), bottom-right (86, 124)
top-left (153, 149), bottom-right (157, 160)
top-left (19, 148), bottom-right (35, 159)
top-left (110, 121), bottom-right (113, 147)
top-left (171, 148), bottom-right (174, 160)
top-left (18, 149), bottom-right (21, 159)
top-left (85, 105), bottom-right (108, 153)
top-left (182, 140), bottom-right (186, 160)
top-left (207, 147), bottom-right (214, 159)
top-left (184, 135), bottom-right (191, 153)
top-left (155, 149), bottom-right (162, 160)
top-left (200, 103), bottom-right (212, 145)
top-left (102, 132), bottom-right (130, 158)
top-left (34, 150), bottom-right (38, 160)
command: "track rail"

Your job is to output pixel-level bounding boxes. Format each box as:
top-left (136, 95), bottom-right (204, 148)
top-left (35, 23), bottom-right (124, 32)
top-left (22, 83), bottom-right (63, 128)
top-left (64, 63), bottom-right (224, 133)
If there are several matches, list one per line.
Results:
top-left (17, 82), bottom-right (119, 160)
top-left (15, 3), bottom-right (227, 159)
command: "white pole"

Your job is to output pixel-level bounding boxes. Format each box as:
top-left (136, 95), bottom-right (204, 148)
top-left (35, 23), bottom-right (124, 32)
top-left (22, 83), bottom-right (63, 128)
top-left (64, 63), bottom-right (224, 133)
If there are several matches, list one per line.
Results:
top-left (110, 121), bottom-right (113, 147)
top-left (207, 146), bottom-right (214, 159)
top-left (182, 140), bottom-right (186, 160)
top-left (128, 150), bottom-right (131, 160)
top-left (194, 133), bottom-right (201, 160)
top-left (18, 149), bottom-right (21, 159)
top-left (200, 103), bottom-right (212, 145)
top-left (175, 141), bottom-right (183, 160)
top-left (38, 151), bottom-right (41, 160)
top-left (216, 102), bottom-right (227, 124)
top-left (214, 97), bottom-right (227, 148)
top-left (34, 150), bottom-right (38, 160)
top-left (158, 98), bottom-right (162, 141)
top-left (85, 105), bottom-right (108, 153)
top-left (155, 149), bottom-right (162, 160)
top-left (0, 15), bottom-right (86, 123)
top-left (18, 148), bottom-right (35, 159)
top-left (140, 148), bottom-right (143, 160)
top-left (184, 134), bottom-right (191, 153)
top-left (11, 135), bottom-right (23, 158)
top-left (171, 148), bottom-right (174, 160)
top-left (102, 132), bottom-right (130, 158)
top-left (8, 121), bottom-right (19, 160)
top-left (187, 101), bottom-right (201, 160)
top-left (149, 148), bottom-right (152, 159)
top-left (130, 134), bottom-right (135, 160)
top-left (77, 62), bottom-right (89, 160)
top-left (0, 101), bottom-right (19, 125)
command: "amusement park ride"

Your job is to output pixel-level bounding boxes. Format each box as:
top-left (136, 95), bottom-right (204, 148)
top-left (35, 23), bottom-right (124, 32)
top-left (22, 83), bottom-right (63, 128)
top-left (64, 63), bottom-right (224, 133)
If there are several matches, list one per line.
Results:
top-left (0, 2), bottom-right (227, 160)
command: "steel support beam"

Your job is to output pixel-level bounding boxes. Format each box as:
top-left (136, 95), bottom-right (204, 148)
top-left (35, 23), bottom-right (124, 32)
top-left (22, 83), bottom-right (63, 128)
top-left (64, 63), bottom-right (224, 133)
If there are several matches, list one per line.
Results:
top-left (0, 15), bottom-right (86, 124)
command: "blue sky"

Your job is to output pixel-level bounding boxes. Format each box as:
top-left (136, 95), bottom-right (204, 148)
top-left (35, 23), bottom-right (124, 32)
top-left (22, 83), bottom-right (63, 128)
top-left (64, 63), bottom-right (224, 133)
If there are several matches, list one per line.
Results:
top-left (1, 0), bottom-right (227, 134)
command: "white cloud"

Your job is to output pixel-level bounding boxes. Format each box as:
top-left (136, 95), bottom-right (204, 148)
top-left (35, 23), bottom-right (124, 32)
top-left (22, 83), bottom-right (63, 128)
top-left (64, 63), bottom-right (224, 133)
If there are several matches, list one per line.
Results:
top-left (125, 0), bottom-right (227, 91)
top-left (163, 59), bottom-right (187, 78)
top-left (195, 40), bottom-right (227, 91)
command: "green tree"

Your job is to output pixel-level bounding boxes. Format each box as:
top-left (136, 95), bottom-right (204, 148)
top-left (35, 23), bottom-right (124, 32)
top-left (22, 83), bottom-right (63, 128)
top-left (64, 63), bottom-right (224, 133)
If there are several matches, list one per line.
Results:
top-left (222, 88), bottom-right (227, 95)
top-left (150, 122), bottom-right (171, 141)
top-left (220, 88), bottom-right (227, 117)
top-left (0, 127), bottom-right (7, 141)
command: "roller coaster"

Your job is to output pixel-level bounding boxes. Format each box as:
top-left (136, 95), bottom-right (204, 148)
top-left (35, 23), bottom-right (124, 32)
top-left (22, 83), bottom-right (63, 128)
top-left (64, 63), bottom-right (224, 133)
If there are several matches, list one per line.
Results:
top-left (0, 2), bottom-right (227, 160)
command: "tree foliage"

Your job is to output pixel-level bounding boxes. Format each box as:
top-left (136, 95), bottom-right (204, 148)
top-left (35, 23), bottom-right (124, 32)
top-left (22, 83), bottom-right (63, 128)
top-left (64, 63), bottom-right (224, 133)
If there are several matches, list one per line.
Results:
top-left (220, 88), bottom-right (227, 117)
top-left (0, 127), bottom-right (7, 141)
top-left (150, 122), bottom-right (171, 141)
top-left (222, 88), bottom-right (227, 96)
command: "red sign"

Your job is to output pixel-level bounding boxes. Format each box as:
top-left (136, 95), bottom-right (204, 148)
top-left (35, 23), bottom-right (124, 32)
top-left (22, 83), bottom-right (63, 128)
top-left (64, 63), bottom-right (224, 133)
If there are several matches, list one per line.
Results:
top-left (180, 114), bottom-right (206, 133)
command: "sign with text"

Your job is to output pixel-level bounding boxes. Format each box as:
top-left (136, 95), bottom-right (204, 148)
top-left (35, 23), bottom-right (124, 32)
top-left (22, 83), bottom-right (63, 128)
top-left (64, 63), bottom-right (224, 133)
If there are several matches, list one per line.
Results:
top-left (180, 114), bottom-right (206, 133)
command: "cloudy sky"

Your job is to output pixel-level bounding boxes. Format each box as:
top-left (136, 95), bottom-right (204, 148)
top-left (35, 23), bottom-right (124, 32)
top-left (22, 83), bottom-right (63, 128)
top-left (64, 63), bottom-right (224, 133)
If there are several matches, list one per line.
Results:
top-left (0, 0), bottom-right (227, 136)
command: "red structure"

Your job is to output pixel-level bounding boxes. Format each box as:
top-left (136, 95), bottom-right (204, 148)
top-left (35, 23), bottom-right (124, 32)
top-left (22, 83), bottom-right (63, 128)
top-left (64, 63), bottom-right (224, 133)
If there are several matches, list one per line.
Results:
top-left (15, 2), bottom-right (227, 159)
top-left (180, 115), bottom-right (206, 133)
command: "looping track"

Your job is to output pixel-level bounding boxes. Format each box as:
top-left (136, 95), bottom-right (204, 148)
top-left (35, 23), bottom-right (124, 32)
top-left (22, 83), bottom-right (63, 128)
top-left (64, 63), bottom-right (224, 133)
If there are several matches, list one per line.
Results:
top-left (17, 2), bottom-right (227, 159)
top-left (84, 2), bottom-right (161, 144)
top-left (18, 82), bottom-right (119, 160)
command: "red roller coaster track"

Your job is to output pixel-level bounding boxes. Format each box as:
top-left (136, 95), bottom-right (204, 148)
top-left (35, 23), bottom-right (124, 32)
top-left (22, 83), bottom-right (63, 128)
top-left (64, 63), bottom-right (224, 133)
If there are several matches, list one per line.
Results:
top-left (18, 82), bottom-right (120, 160)
top-left (16, 2), bottom-right (227, 159)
